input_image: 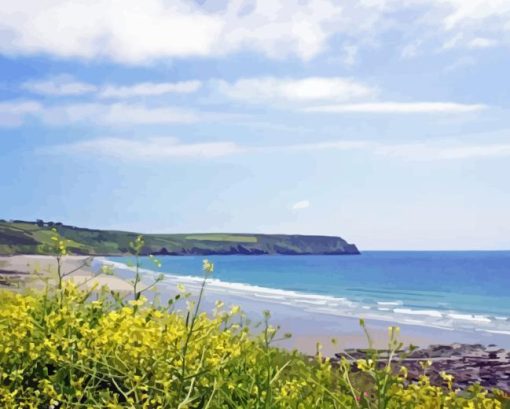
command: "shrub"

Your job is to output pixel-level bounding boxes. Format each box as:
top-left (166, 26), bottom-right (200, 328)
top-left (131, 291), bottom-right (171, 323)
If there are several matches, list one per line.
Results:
top-left (0, 249), bottom-right (507, 408)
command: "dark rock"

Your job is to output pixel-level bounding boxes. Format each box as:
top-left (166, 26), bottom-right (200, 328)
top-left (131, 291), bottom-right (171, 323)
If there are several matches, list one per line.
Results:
top-left (333, 343), bottom-right (510, 393)
top-left (153, 247), bottom-right (170, 255)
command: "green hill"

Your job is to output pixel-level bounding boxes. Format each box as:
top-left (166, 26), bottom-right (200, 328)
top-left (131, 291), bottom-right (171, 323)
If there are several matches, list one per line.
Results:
top-left (0, 220), bottom-right (360, 256)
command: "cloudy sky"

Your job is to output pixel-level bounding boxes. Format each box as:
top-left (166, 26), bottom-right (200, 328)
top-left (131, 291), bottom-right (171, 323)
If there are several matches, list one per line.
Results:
top-left (1, 0), bottom-right (510, 250)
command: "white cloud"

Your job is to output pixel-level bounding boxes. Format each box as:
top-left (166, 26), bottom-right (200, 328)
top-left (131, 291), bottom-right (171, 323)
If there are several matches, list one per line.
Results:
top-left (468, 37), bottom-right (497, 49)
top-left (287, 139), bottom-right (510, 160)
top-left (47, 137), bottom-right (243, 159)
top-left (22, 75), bottom-right (97, 96)
top-left (433, 0), bottom-right (510, 50)
top-left (40, 103), bottom-right (200, 125)
top-left (443, 35), bottom-right (497, 51)
top-left (216, 77), bottom-right (376, 104)
top-left (43, 135), bottom-right (510, 162)
top-left (0, 0), bottom-right (223, 64)
top-left (22, 75), bottom-right (202, 98)
top-left (285, 140), bottom-right (510, 161)
top-left (444, 56), bottom-right (476, 72)
top-left (98, 81), bottom-right (202, 98)
top-left (292, 200), bottom-right (311, 210)
top-left (440, 0), bottom-right (510, 32)
top-left (303, 102), bottom-right (487, 114)
top-left (376, 142), bottom-right (510, 160)
top-left (219, 0), bottom-right (347, 61)
top-left (0, 100), bottom-right (42, 127)
top-left (285, 140), bottom-right (372, 151)
top-left (22, 74), bottom-right (373, 105)
top-left (0, 0), bottom-right (510, 64)
top-left (0, 0), bottom-right (348, 63)
top-left (1, 96), bottom-right (244, 127)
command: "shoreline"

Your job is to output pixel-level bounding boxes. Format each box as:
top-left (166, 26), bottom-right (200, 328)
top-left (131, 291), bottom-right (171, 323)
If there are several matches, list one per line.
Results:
top-left (2, 254), bottom-right (510, 352)
top-left (101, 258), bottom-right (510, 351)
top-left (102, 257), bottom-right (510, 348)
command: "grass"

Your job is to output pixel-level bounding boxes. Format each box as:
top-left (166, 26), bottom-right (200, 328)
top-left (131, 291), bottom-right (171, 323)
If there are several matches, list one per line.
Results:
top-left (32, 229), bottom-right (87, 251)
top-left (184, 234), bottom-right (258, 243)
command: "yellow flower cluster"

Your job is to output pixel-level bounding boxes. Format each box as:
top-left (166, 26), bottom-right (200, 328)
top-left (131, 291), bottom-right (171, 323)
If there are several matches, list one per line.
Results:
top-left (0, 283), bottom-right (507, 408)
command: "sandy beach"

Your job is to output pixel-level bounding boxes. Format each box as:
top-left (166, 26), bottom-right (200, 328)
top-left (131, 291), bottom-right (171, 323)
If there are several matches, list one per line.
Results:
top-left (0, 254), bottom-right (132, 293)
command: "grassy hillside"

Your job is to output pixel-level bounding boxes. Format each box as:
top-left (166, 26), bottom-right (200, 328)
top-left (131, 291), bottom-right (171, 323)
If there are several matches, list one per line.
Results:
top-left (0, 220), bottom-right (360, 256)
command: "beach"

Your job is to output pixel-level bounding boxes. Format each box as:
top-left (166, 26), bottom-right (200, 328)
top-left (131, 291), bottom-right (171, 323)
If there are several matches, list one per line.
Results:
top-left (107, 252), bottom-right (510, 339)
top-left (0, 255), bottom-right (132, 293)
top-left (2, 253), bottom-right (510, 355)
top-left (103, 256), bottom-right (510, 354)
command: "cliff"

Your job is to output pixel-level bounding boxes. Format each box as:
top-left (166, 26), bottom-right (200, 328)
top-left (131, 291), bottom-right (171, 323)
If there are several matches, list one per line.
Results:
top-left (0, 220), bottom-right (360, 256)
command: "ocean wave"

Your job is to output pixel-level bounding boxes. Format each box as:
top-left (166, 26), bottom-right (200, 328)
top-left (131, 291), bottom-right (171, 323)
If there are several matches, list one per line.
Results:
top-left (447, 313), bottom-right (492, 323)
top-left (484, 329), bottom-right (510, 335)
top-left (377, 301), bottom-right (403, 306)
top-left (99, 258), bottom-right (510, 335)
top-left (393, 308), bottom-right (443, 318)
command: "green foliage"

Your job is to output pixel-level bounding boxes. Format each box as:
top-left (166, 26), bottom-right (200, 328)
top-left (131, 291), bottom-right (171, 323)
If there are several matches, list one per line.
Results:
top-left (127, 235), bottom-right (164, 308)
top-left (0, 276), bottom-right (507, 407)
top-left (185, 235), bottom-right (258, 243)
top-left (42, 228), bottom-right (92, 292)
top-left (0, 220), bottom-right (359, 256)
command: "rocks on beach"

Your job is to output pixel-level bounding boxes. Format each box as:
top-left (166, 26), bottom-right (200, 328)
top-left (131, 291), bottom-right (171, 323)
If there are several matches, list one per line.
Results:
top-left (334, 343), bottom-right (510, 393)
top-left (0, 269), bottom-right (30, 287)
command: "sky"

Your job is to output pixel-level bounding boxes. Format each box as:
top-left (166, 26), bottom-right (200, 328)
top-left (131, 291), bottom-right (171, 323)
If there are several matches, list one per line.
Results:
top-left (1, 0), bottom-right (510, 250)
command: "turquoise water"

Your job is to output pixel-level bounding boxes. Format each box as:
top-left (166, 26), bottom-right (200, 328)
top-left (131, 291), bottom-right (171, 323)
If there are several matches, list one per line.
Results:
top-left (107, 251), bottom-right (510, 334)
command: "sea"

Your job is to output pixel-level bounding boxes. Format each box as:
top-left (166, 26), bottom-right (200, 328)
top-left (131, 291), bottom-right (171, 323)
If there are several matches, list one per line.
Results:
top-left (105, 251), bottom-right (510, 336)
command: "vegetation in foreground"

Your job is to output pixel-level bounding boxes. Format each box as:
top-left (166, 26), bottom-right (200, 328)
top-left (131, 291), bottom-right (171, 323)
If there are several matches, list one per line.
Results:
top-left (0, 232), bottom-right (508, 408)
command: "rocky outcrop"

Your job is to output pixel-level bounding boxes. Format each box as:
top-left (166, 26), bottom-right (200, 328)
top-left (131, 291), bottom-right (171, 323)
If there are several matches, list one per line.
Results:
top-left (334, 344), bottom-right (510, 392)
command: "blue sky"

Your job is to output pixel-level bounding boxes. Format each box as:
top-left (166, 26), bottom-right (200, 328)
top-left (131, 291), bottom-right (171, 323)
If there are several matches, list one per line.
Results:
top-left (1, 0), bottom-right (510, 250)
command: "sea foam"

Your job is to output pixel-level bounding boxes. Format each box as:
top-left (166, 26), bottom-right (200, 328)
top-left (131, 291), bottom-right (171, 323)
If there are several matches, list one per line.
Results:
top-left (98, 258), bottom-right (510, 336)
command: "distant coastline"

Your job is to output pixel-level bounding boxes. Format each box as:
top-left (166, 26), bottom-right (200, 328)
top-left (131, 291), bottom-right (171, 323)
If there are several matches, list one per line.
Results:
top-left (0, 220), bottom-right (360, 256)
